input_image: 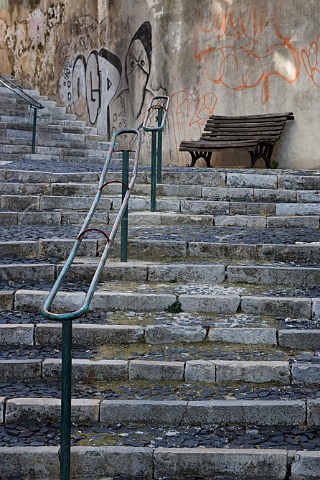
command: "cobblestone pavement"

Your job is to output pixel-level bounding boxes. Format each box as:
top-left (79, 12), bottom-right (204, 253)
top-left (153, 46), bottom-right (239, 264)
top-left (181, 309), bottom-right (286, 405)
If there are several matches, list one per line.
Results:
top-left (0, 379), bottom-right (318, 401)
top-left (0, 422), bottom-right (319, 451)
top-left (1, 224), bottom-right (319, 244)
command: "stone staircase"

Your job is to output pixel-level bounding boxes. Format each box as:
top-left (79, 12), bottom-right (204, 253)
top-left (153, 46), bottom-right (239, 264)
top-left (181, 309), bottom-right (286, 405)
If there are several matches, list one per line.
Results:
top-left (0, 81), bottom-right (320, 479)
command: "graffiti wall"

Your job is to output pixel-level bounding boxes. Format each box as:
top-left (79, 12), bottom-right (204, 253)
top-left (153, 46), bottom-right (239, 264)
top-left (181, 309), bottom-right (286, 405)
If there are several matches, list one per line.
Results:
top-left (1, 0), bottom-right (320, 168)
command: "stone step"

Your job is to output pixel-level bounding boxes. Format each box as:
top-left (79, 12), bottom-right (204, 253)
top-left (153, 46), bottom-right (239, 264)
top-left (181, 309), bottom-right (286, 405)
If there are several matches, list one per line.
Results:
top-left (1, 446), bottom-right (318, 480)
top-left (9, 284), bottom-right (320, 325)
top-left (1, 258), bottom-right (320, 289)
top-left (1, 234), bottom-right (320, 264)
top-left (0, 396), bottom-right (315, 427)
top-left (161, 169), bottom-right (320, 190)
top-left (1, 357), bottom-right (319, 385)
top-left (0, 136), bottom-right (109, 150)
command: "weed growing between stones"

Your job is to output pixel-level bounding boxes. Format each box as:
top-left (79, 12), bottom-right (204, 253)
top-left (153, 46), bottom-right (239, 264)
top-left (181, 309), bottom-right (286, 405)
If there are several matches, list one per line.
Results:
top-left (166, 299), bottom-right (183, 313)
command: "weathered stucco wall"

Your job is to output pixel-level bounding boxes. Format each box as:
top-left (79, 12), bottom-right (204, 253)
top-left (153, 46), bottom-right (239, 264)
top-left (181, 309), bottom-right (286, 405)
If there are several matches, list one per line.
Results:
top-left (1, 0), bottom-right (320, 169)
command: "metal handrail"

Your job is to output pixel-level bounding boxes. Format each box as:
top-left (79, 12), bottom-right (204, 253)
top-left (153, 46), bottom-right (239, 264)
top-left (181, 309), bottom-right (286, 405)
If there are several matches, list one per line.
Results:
top-left (142, 95), bottom-right (170, 210)
top-left (0, 74), bottom-right (44, 153)
top-left (42, 128), bottom-right (141, 321)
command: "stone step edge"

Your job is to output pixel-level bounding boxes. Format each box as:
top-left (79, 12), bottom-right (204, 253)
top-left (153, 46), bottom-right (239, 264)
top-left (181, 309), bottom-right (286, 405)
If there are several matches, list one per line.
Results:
top-left (2, 261), bottom-right (320, 290)
top-left (1, 446), bottom-right (318, 480)
top-left (2, 358), bottom-right (317, 385)
top-left (1, 320), bottom-right (319, 351)
top-left (1, 397), bottom-right (318, 427)
top-left (1, 238), bottom-right (320, 263)
top-left (7, 289), bottom-right (320, 325)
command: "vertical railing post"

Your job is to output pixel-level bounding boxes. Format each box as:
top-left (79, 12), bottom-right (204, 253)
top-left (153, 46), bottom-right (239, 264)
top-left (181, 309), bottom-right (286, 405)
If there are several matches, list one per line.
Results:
top-left (60, 319), bottom-right (72, 480)
top-left (121, 150), bottom-right (129, 262)
top-left (150, 131), bottom-right (157, 212)
top-left (31, 107), bottom-right (38, 154)
top-left (157, 109), bottom-right (163, 184)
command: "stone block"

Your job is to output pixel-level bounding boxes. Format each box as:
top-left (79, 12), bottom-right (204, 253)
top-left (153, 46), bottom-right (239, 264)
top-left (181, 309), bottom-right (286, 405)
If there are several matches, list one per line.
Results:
top-left (307, 400), bottom-right (320, 426)
top-left (0, 397), bottom-right (4, 424)
top-left (312, 299), bottom-right (320, 319)
top-left (18, 211), bottom-right (62, 225)
top-left (126, 239), bottom-right (188, 260)
top-left (214, 360), bottom-right (290, 384)
top-left (91, 291), bottom-right (176, 312)
top-left (185, 360), bottom-right (216, 382)
top-left (129, 360), bottom-right (184, 381)
top-left (278, 175), bottom-right (320, 190)
top-left (147, 263), bottom-right (225, 283)
top-left (292, 363), bottom-right (320, 385)
top-left (227, 173), bottom-right (277, 189)
top-left (0, 324), bottom-right (34, 346)
top-left (161, 171), bottom-right (225, 187)
top-left (291, 451), bottom-right (320, 480)
top-left (0, 447), bottom-right (59, 479)
top-left (276, 203), bottom-right (320, 216)
top-left (43, 359), bottom-right (129, 382)
top-left (0, 359), bottom-right (41, 381)
top-left (202, 187), bottom-right (253, 201)
top-left (180, 200), bottom-right (229, 215)
top-left (183, 400), bottom-right (305, 426)
top-left (0, 212), bottom-right (18, 226)
top-left (209, 327), bottom-right (277, 345)
top-left (72, 446), bottom-right (153, 480)
top-left (100, 400), bottom-right (187, 425)
top-left (267, 216), bottom-right (320, 229)
top-left (189, 242), bottom-right (258, 260)
top-left (278, 330), bottom-right (320, 350)
top-left (254, 188), bottom-right (296, 202)
top-left (1, 194), bottom-right (40, 210)
top-left (241, 296), bottom-right (311, 318)
top-left (5, 398), bottom-right (100, 425)
top-left (145, 324), bottom-right (207, 344)
top-left (39, 238), bottom-right (97, 258)
top-left (228, 265), bottom-right (320, 288)
top-left (0, 290), bottom-right (14, 309)
top-left (15, 290), bottom-right (86, 313)
top-left (258, 244), bottom-right (320, 264)
top-left (180, 294), bottom-right (240, 314)
top-left (297, 191), bottom-right (320, 202)
top-left (154, 448), bottom-right (288, 480)
top-left (246, 202), bottom-right (276, 215)
top-left (0, 263), bottom-right (55, 283)
top-left (36, 323), bottom-right (144, 347)
top-left (214, 215), bottom-right (266, 228)
top-left (0, 240), bottom-right (39, 258)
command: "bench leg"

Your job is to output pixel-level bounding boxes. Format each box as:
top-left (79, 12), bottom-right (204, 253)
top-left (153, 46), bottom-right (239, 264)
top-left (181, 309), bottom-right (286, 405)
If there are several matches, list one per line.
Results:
top-left (188, 151), bottom-right (212, 168)
top-left (249, 143), bottom-right (274, 169)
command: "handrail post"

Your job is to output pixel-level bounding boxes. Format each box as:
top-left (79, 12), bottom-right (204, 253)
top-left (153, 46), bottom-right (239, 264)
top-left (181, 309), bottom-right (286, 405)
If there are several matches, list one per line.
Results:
top-left (121, 150), bottom-right (129, 262)
top-left (157, 108), bottom-right (163, 184)
top-left (151, 131), bottom-right (157, 212)
top-left (60, 319), bottom-right (72, 480)
top-left (142, 96), bottom-right (170, 213)
top-left (31, 107), bottom-right (38, 154)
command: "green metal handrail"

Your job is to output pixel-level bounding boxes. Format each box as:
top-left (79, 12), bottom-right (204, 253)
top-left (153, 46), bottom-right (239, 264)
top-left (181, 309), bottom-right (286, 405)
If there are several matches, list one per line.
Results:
top-left (142, 96), bottom-right (170, 211)
top-left (42, 128), bottom-right (141, 321)
top-left (0, 74), bottom-right (44, 153)
top-left (41, 128), bottom-right (141, 480)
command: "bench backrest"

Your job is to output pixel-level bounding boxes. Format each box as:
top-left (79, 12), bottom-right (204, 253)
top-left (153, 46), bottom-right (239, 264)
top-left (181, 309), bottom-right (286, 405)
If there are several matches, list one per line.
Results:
top-left (201, 113), bottom-right (294, 144)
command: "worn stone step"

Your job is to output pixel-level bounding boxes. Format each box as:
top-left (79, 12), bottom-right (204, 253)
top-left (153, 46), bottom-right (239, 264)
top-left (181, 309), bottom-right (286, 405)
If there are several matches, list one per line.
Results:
top-left (2, 445), bottom-right (318, 480)
top-left (0, 357), bottom-right (304, 385)
top-left (0, 397), bottom-right (313, 427)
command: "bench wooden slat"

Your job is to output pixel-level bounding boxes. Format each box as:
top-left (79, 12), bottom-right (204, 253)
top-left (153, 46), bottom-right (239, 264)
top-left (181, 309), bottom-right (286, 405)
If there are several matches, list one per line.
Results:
top-left (179, 112), bottom-right (294, 168)
top-left (209, 112), bottom-right (293, 120)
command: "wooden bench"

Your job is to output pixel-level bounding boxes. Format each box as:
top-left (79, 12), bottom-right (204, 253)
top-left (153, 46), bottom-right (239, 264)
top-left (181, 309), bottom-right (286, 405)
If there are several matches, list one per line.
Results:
top-left (179, 112), bottom-right (294, 169)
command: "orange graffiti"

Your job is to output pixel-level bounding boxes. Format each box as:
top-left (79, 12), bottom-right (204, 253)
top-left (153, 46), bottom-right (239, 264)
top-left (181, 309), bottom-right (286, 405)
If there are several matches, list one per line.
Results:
top-left (195, 1), bottom-right (300, 104)
top-left (302, 34), bottom-right (320, 87)
top-left (170, 89), bottom-right (217, 161)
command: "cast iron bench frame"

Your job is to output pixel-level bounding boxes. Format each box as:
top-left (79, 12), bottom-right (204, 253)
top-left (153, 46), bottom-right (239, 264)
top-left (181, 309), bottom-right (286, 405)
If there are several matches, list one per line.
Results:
top-left (179, 112), bottom-right (294, 169)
